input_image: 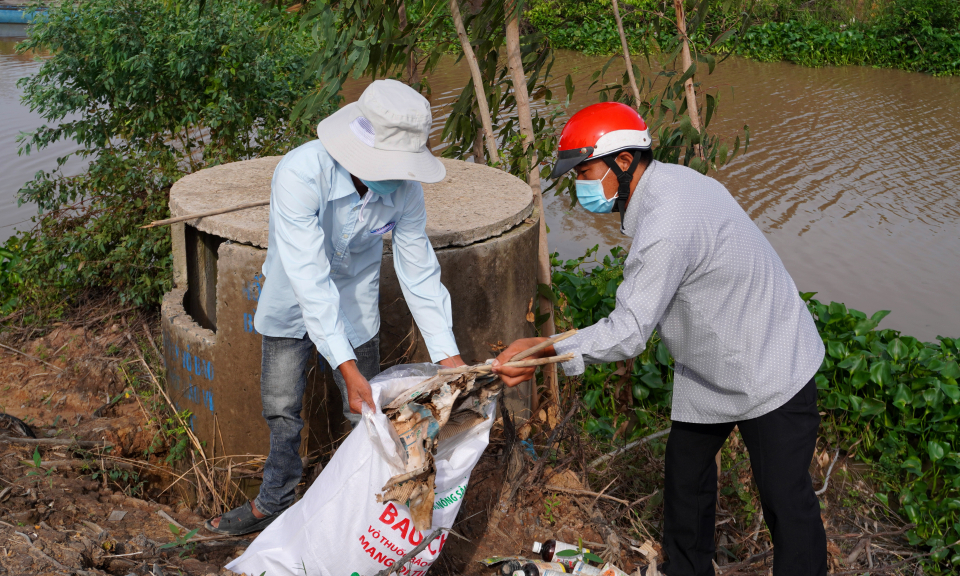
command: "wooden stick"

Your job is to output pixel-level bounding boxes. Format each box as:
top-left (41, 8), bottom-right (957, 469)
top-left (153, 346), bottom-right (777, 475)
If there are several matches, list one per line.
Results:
top-left (436, 353), bottom-right (573, 375)
top-left (611, 0), bottom-right (642, 108)
top-left (545, 484), bottom-right (630, 505)
top-left (814, 447), bottom-right (841, 495)
top-left (510, 329), bottom-right (578, 362)
top-left (140, 199), bottom-right (269, 229)
top-left (1, 435), bottom-right (110, 449)
top-left (588, 427), bottom-right (672, 468)
top-left (0, 342), bottom-right (64, 372)
top-left (449, 0), bottom-right (499, 165)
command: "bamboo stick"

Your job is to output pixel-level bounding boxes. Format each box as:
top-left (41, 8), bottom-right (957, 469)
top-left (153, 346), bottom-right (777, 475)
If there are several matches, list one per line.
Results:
top-left (436, 353), bottom-right (573, 376)
top-left (673, 0), bottom-right (704, 160)
top-left (449, 0), bottom-right (499, 165)
top-left (140, 199), bottom-right (269, 229)
top-left (504, 0), bottom-right (558, 407)
top-left (611, 0), bottom-right (642, 108)
top-left (509, 328), bottom-right (577, 362)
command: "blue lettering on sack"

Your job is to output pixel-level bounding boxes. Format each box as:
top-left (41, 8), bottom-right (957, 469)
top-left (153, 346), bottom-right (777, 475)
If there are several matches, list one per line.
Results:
top-left (370, 221), bottom-right (396, 235)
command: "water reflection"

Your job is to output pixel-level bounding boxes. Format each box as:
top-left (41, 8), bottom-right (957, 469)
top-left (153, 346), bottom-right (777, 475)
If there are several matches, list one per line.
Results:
top-left (0, 35), bottom-right (85, 242)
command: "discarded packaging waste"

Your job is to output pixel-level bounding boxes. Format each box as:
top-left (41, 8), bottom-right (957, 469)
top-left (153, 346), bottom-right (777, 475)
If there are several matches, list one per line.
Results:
top-left (227, 363), bottom-right (499, 576)
top-left (523, 561), bottom-right (569, 575)
top-left (533, 538), bottom-right (590, 567)
top-left (570, 561), bottom-right (602, 575)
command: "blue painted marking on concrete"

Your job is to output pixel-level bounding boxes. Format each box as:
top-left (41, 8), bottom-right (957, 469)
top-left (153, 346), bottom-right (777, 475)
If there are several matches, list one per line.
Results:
top-left (243, 312), bottom-right (258, 334)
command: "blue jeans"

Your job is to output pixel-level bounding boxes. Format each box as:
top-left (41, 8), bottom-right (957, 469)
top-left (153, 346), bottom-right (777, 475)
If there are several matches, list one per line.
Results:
top-left (254, 333), bottom-right (380, 516)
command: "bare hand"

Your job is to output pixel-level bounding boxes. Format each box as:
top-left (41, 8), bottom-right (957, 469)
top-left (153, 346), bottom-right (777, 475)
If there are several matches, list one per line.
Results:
top-left (339, 360), bottom-right (376, 414)
top-left (438, 354), bottom-right (467, 368)
top-left (491, 337), bottom-right (553, 387)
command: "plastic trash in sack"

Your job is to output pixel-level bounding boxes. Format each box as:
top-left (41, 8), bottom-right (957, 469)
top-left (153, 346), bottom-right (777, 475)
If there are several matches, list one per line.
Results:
top-left (227, 363), bottom-right (501, 576)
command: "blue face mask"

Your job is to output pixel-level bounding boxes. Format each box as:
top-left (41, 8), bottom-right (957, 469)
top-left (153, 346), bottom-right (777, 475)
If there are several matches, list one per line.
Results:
top-left (360, 178), bottom-right (404, 196)
top-left (576, 168), bottom-right (615, 213)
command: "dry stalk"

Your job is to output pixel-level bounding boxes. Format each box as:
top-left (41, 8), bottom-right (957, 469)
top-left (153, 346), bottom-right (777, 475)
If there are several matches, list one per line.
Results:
top-left (140, 199), bottom-right (269, 229)
top-left (0, 342), bottom-right (64, 373)
top-left (125, 332), bottom-right (224, 515)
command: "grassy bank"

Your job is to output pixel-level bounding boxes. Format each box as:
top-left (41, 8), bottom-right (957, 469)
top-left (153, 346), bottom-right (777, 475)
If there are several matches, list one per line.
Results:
top-left (550, 246), bottom-right (960, 570)
top-left (526, 0), bottom-right (960, 76)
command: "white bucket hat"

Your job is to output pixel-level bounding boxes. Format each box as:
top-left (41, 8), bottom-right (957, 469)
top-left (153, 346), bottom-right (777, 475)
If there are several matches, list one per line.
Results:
top-left (317, 79), bottom-right (446, 183)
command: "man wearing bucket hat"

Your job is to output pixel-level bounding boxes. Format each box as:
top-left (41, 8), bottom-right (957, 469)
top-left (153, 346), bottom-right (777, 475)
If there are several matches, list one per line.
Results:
top-left (206, 79), bottom-right (466, 535)
top-left (493, 102), bottom-right (827, 576)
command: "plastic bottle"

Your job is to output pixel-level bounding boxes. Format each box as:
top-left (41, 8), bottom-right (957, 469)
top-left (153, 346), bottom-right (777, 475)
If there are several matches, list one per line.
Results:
top-left (532, 540), bottom-right (590, 568)
top-left (570, 562), bottom-right (602, 576)
top-left (500, 560), bottom-right (524, 576)
top-left (522, 561), bottom-right (568, 576)
top-left (532, 540), bottom-right (589, 561)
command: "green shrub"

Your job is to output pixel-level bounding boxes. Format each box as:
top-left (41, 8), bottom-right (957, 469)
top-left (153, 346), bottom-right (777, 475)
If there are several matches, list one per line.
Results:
top-left (553, 245), bottom-right (960, 568)
top-left (11, 0), bottom-right (333, 311)
top-left (525, 0), bottom-right (960, 75)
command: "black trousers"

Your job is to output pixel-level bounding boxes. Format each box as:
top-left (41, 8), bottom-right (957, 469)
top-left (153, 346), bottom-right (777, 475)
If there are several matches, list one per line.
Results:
top-left (660, 378), bottom-right (827, 576)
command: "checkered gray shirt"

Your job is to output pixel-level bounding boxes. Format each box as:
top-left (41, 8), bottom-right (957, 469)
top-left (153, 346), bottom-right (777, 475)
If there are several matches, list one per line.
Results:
top-left (554, 161), bottom-right (824, 424)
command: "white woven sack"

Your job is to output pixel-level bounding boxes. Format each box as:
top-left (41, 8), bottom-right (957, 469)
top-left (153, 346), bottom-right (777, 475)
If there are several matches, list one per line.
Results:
top-left (226, 364), bottom-right (496, 576)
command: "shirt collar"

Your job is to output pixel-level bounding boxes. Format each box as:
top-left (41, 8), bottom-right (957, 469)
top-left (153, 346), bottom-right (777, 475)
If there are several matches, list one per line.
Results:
top-left (331, 159), bottom-right (395, 207)
top-left (620, 160), bottom-right (657, 238)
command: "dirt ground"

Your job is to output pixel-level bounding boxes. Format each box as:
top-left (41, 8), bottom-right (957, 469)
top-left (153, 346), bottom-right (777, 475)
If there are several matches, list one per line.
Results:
top-left (0, 300), bottom-right (926, 576)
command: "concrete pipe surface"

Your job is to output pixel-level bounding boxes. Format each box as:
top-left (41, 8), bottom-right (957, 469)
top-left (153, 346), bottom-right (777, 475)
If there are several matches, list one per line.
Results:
top-left (161, 157), bottom-right (539, 461)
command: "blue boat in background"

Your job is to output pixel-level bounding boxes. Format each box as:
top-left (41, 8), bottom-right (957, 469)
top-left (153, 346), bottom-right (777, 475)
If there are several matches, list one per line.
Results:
top-left (0, 3), bottom-right (43, 25)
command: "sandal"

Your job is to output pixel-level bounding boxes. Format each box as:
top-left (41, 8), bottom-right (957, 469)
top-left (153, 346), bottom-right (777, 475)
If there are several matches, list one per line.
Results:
top-left (204, 501), bottom-right (283, 536)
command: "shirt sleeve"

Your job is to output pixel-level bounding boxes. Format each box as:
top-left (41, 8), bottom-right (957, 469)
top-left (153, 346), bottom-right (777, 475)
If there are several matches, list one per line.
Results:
top-left (270, 164), bottom-right (357, 368)
top-left (390, 185), bottom-right (460, 362)
top-left (554, 239), bottom-right (686, 375)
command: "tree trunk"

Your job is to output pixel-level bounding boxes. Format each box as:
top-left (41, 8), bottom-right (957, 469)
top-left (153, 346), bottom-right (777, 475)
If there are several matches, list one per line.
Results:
top-left (450, 0), bottom-right (500, 165)
top-left (505, 0), bottom-right (557, 409)
top-left (673, 0), bottom-right (703, 159)
top-left (611, 0), bottom-right (642, 108)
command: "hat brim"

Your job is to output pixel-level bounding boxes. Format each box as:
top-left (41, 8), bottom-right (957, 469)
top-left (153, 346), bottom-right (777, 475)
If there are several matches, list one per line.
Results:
top-left (549, 146), bottom-right (594, 179)
top-left (317, 103), bottom-right (446, 184)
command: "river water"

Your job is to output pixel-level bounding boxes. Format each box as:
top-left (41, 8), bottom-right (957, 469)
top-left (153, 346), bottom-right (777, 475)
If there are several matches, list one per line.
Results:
top-left (2, 37), bottom-right (959, 340)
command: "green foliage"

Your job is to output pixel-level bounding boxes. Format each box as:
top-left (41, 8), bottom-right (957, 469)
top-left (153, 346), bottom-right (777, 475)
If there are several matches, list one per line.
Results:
top-left (554, 245), bottom-right (960, 568)
top-left (527, 0), bottom-right (960, 76)
top-left (0, 236), bottom-right (28, 315)
top-left (11, 0), bottom-right (332, 311)
top-left (809, 294), bottom-right (960, 563)
top-left (160, 523), bottom-right (200, 557)
top-left (732, 19), bottom-right (960, 76)
top-left (25, 446), bottom-right (55, 487)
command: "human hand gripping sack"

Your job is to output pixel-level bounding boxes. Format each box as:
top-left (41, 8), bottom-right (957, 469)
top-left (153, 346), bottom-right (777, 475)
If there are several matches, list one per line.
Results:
top-left (339, 360), bottom-right (376, 413)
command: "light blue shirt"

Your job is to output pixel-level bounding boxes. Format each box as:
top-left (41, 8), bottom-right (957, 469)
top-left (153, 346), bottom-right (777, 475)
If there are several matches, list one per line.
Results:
top-left (254, 140), bottom-right (459, 368)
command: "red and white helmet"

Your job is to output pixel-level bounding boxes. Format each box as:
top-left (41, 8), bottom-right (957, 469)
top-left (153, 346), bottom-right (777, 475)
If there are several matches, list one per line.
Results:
top-left (550, 102), bottom-right (651, 179)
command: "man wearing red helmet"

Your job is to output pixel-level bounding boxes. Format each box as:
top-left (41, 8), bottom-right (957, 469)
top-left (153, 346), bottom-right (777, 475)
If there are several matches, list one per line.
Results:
top-left (493, 103), bottom-right (827, 576)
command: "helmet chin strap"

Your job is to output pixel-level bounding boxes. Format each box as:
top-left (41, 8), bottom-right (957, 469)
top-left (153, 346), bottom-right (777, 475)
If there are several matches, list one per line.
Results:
top-left (603, 153), bottom-right (643, 226)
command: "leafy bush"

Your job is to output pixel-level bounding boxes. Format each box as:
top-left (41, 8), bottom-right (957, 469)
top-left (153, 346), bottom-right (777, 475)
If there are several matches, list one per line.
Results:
top-left (733, 19), bottom-right (960, 76)
top-left (0, 236), bottom-right (28, 316)
top-left (553, 246), bottom-right (960, 567)
top-left (525, 0), bottom-right (960, 76)
top-left (11, 0), bottom-right (333, 311)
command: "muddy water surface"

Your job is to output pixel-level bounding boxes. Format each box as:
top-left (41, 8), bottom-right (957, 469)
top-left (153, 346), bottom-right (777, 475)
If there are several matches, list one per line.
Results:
top-left (0, 35), bottom-right (84, 243)
top-left (3, 41), bottom-right (959, 340)
top-left (370, 52), bottom-right (960, 341)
